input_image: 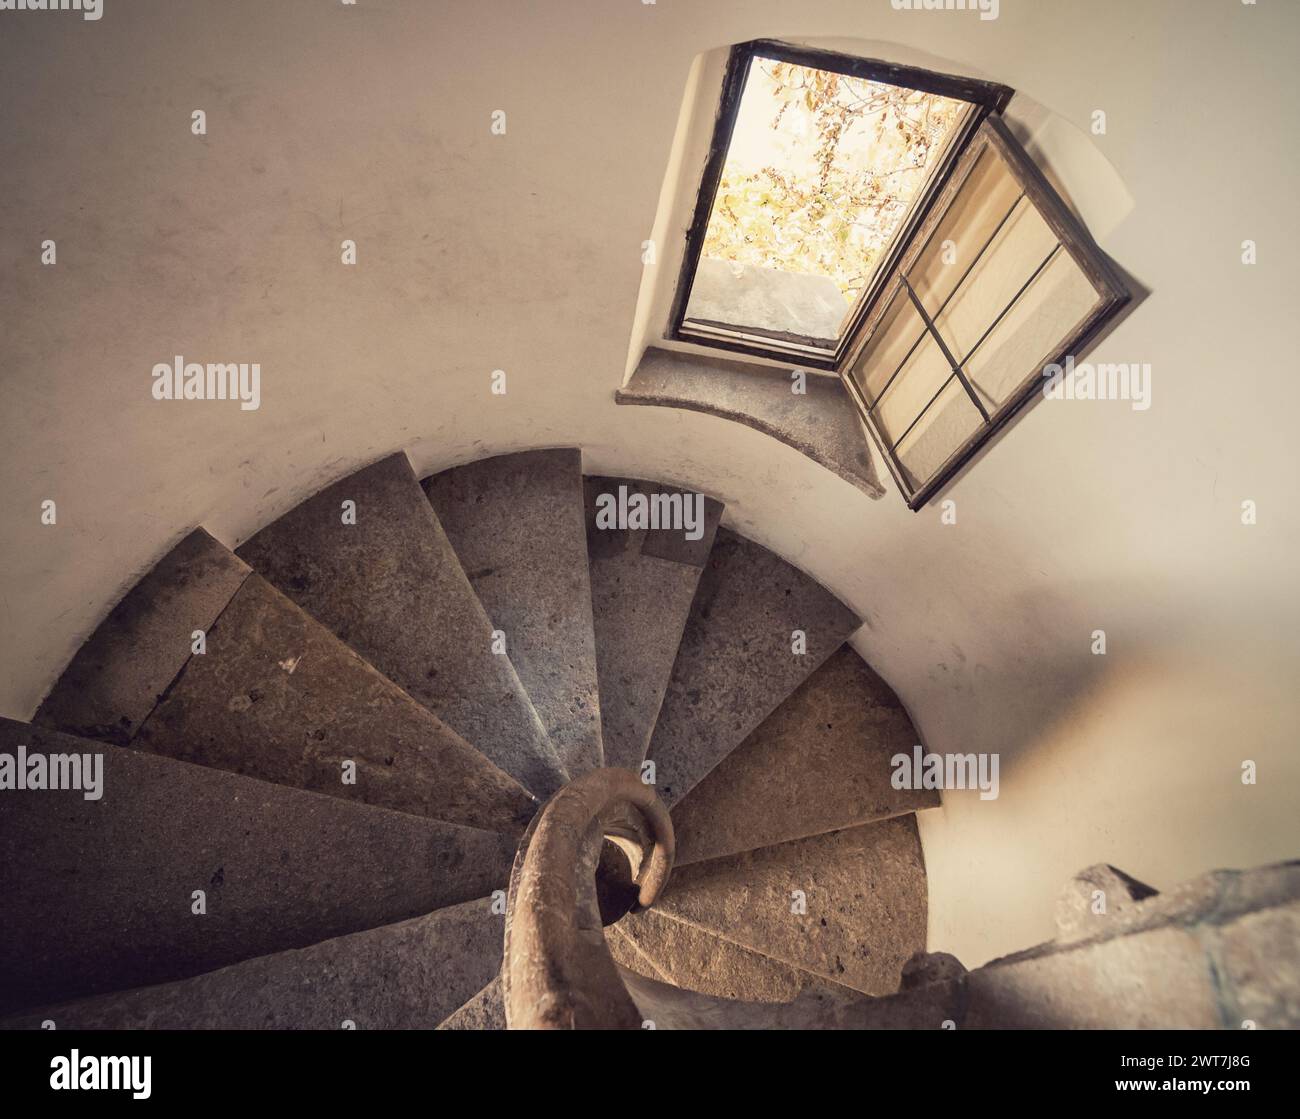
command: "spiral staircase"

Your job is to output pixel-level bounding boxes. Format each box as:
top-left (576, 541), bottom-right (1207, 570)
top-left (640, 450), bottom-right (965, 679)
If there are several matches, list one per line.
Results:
top-left (0, 447), bottom-right (944, 1029)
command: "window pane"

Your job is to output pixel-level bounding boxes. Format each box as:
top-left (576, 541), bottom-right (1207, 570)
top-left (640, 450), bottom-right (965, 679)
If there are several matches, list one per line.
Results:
top-left (931, 196), bottom-right (1058, 361)
top-left (964, 248), bottom-right (1101, 410)
top-left (844, 119), bottom-right (1129, 506)
top-left (907, 143), bottom-right (1023, 316)
top-left (684, 55), bottom-right (971, 347)
top-left (848, 284), bottom-right (925, 403)
top-left (894, 376), bottom-right (983, 492)
top-left (874, 330), bottom-right (954, 446)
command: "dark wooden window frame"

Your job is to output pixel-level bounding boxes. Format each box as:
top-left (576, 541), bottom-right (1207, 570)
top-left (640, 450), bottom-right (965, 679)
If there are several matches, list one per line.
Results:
top-left (667, 40), bottom-right (1130, 510)
top-left (667, 40), bottom-right (1014, 369)
top-left (839, 117), bottom-right (1131, 510)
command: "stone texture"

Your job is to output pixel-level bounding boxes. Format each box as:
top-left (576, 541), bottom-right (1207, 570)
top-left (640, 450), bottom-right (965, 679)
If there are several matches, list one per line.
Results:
top-left (900, 951), bottom-right (967, 990)
top-left (1055, 863), bottom-right (1159, 942)
top-left (584, 475), bottom-right (723, 771)
top-left (617, 347), bottom-right (884, 499)
top-left (439, 975), bottom-right (506, 1030)
top-left (424, 449), bottom-right (602, 778)
top-left (237, 452), bottom-right (564, 797)
top-left (1045, 863), bottom-right (1300, 952)
top-left (1218, 860), bottom-right (1300, 919)
top-left (1214, 902), bottom-right (1300, 1029)
top-left (1, 900), bottom-right (504, 1030)
top-left (619, 966), bottom-right (961, 1030)
top-left (0, 719), bottom-right (515, 1015)
top-left (617, 907), bottom-right (811, 1002)
top-left (671, 645), bottom-right (938, 865)
top-left (951, 862), bottom-right (1300, 1029)
top-left (606, 924), bottom-right (670, 983)
top-left (35, 529), bottom-right (250, 745)
top-left (646, 527), bottom-right (862, 807)
top-left (133, 574), bottom-right (536, 835)
top-left (655, 817), bottom-right (927, 996)
top-left (616, 859), bottom-right (1300, 1029)
top-left (500, 768), bottom-right (663, 1030)
top-left (965, 926), bottom-right (1221, 1029)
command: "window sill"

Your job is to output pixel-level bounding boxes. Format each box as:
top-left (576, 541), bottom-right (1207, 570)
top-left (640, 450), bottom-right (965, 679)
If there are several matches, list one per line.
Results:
top-left (616, 347), bottom-right (885, 500)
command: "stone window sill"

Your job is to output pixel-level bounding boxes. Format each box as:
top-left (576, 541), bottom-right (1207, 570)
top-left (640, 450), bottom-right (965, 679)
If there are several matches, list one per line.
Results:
top-left (616, 347), bottom-right (885, 499)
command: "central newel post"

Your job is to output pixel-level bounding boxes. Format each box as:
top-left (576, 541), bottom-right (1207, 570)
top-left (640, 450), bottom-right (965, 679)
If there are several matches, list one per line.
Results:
top-left (502, 768), bottom-right (675, 1030)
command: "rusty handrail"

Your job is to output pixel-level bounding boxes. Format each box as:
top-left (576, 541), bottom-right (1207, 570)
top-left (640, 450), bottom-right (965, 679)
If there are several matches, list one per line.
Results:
top-left (502, 768), bottom-right (674, 1029)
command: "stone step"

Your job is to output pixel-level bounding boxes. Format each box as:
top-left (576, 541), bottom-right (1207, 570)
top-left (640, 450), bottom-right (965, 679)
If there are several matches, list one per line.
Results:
top-left (1, 900), bottom-right (504, 1030)
top-left (645, 527), bottom-right (861, 806)
top-left (438, 975), bottom-right (505, 1030)
top-left (35, 528), bottom-right (251, 745)
top-left (633, 862), bottom-right (1300, 1030)
top-left (424, 450), bottom-right (602, 778)
top-left (583, 476), bottom-right (723, 771)
top-left (0, 720), bottom-right (514, 1016)
top-left (671, 646), bottom-right (938, 865)
top-left (605, 924), bottom-right (671, 984)
top-left (616, 907), bottom-right (815, 1003)
top-left (617, 965), bottom-right (955, 1030)
top-left (237, 452), bottom-right (564, 797)
top-left (131, 571), bottom-right (536, 835)
top-left (653, 817), bottom-right (928, 996)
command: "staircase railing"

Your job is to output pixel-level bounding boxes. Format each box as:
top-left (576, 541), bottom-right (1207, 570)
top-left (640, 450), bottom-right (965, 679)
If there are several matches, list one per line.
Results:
top-left (502, 768), bottom-right (674, 1029)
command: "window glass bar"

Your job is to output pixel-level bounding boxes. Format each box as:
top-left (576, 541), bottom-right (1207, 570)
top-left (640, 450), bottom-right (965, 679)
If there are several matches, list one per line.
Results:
top-left (886, 370), bottom-right (960, 454)
top-left (863, 283), bottom-right (920, 413)
top-left (865, 190), bottom-right (1024, 414)
top-left (884, 238), bottom-right (1074, 484)
top-left (958, 242), bottom-right (1062, 373)
top-left (900, 276), bottom-right (991, 423)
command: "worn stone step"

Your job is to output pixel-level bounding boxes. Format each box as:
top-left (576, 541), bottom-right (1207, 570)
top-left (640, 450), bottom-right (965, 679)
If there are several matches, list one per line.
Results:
top-left (653, 817), bottom-right (928, 996)
top-left (583, 476), bottom-right (723, 771)
top-left (671, 646), bottom-right (938, 865)
top-left (618, 965), bottom-right (957, 1030)
top-left (1, 900), bottom-right (504, 1030)
top-left (616, 907), bottom-right (814, 1003)
top-left (438, 975), bottom-right (505, 1030)
top-left (35, 528), bottom-right (251, 745)
top-left (605, 924), bottom-right (671, 984)
top-left (0, 720), bottom-right (514, 1016)
top-left (424, 450), bottom-right (602, 778)
top-left (237, 452), bottom-right (564, 797)
top-left (131, 572), bottom-right (535, 835)
top-left (645, 527), bottom-right (861, 806)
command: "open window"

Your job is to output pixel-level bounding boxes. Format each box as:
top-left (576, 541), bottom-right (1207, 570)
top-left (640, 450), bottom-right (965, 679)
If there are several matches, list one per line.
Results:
top-left (669, 41), bottom-right (1130, 509)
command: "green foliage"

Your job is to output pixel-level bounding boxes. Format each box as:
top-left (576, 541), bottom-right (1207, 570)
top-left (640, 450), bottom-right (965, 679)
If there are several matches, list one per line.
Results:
top-left (702, 62), bottom-right (966, 305)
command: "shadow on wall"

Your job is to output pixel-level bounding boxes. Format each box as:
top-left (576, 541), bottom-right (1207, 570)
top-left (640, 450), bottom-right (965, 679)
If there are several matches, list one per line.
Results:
top-left (903, 568), bottom-right (1296, 965)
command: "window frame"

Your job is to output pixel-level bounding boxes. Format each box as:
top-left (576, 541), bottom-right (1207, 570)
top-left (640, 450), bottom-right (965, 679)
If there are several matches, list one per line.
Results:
top-left (839, 116), bottom-right (1131, 510)
top-left (667, 39), bottom-right (1014, 369)
top-left (667, 40), bottom-right (1131, 511)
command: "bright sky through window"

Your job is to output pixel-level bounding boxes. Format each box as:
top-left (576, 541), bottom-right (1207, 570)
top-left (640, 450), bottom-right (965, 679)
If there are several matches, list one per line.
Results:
top-left (683, 56), bottom-right (971, 348)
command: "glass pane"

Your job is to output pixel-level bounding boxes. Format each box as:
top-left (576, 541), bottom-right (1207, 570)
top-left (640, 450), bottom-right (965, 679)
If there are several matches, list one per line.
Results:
top-left (683, 55), bottom-right (972, 346)
top-left (848, 285), bottom-right (925, 403)
top-left (964, 248), bottom-right (1101, 410)
top-left (931, 195), bottom-right (1058, 360)
top-left (907, 144), bottom-right (1023, 317)
top-left (894, 376), bottom-right (983, 492)
top-left (852, 121), bottom-right (1125, 503)
top-left (875, 331), bottom-right (954, 446)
